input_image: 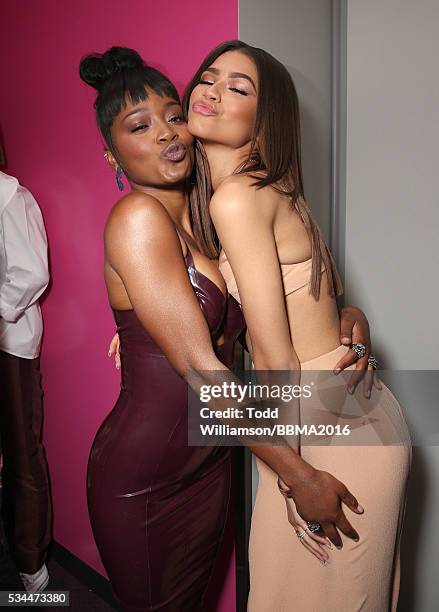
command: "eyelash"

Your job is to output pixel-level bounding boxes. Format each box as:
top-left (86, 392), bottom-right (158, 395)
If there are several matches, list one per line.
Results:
top-left (131, 115), bottom-right (185, 133)
top-left (199, 79), bottom-right (248, 96)
top-left (131, 124), bottom-right (149, 133)
top-left (229, 87), bottom-right (247, 96)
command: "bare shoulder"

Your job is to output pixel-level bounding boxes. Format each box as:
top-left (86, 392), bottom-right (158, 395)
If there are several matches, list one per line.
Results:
top-left (105, 191), bottom-right (174, 240)
top-left (212, 174), bottom-right (259, 204)
top-left (107, 191), bottom-right (171, 225)
top-left (210, 174), bottom-right (275, 224)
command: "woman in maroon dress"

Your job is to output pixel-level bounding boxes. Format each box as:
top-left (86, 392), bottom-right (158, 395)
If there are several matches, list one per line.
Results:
top-left (80, 47), bottom-right (246, 611)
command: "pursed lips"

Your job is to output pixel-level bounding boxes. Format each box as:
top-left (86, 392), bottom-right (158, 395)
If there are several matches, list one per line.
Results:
top-left (161, 142), bottom-right (187, 162)
top-left (192, 100), bottom-right (217, 116)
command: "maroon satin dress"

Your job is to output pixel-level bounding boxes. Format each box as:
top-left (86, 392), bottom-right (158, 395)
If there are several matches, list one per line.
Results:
top-left (87, 246), bottom-right (245, 611)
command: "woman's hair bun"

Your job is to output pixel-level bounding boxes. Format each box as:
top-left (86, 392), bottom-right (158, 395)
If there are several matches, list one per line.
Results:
top-left (79, 47), bottom-right (144, 91)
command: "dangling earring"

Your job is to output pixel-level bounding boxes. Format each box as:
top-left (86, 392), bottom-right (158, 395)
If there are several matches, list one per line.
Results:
top-left (116, 166), bottom-right (124, 191)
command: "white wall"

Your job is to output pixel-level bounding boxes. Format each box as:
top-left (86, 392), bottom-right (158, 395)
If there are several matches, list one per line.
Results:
top-left (344, 0), bottom-right (439, 370)
top-left (345, 2), bottom-right (439, 610)
top-left (239, 0), bottom-right (333, 236)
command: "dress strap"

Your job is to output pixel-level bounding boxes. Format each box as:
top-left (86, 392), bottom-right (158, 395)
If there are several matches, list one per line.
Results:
top-left (184, 243), bottom-right (195, 268)
top-left (175, 228), bottom-right (195, 268)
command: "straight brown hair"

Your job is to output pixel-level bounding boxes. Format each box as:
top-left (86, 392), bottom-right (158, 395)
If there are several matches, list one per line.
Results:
top-left (184, 40), bottom-right (343, 299)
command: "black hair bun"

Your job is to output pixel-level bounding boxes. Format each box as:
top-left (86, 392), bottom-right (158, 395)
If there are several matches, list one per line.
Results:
top-left (79, 47), bottom-right (144, 91)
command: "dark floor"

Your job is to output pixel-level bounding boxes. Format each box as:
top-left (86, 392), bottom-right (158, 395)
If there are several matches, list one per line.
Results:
top-left (0, 554), bottom-right (120, 612)
top-left (0, 478), bottom-right (119, 611)
top-left (45, 556), bottom-right (119, 611)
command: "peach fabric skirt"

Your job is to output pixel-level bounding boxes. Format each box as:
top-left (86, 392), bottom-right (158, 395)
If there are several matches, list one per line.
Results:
top-left (248, 344), bottom-right (411, 612)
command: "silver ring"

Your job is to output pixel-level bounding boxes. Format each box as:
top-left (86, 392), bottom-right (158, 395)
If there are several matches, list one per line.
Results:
top-left (368, 355), bottom-right (379, 369)
top-left (306, 521), bottom-right (321, 533)
top-left (351, 342), bottom-right (366, 360)
top-left (296, 529), bottom-right (307, 539)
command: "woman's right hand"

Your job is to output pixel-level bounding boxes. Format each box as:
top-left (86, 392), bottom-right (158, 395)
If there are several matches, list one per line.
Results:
top-left (108, 333), bottom-right (121, 370)
top-left (282, 465), bottom-right (364, 549)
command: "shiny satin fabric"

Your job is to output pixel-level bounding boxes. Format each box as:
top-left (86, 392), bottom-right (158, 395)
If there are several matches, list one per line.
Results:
top-left (87, 248), bottom-right (245, 611)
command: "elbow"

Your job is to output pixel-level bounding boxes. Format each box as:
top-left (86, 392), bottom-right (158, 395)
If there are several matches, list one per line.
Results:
top-left (33, 260), bottom-right (50, 293)
top-left (254, 359), bottom-right (301, 373)
top-left (166, 355), bottom-right (191, 380)
top-left (252, 348), bottom-right (300, 372)
top-left (10, 261), bottom-right (49, 295)
top-left (0, 265), bottom-right (50, 323)
top-left (40, 271), bottom-right (50, 296)
top-left (171, 351), bottom-right (221, 381)
top-left (24, 262), bottom-right (50, 300)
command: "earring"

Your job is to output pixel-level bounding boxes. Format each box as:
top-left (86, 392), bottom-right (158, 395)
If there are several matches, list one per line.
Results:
top-left (116, 166), bottom-right (124, 191)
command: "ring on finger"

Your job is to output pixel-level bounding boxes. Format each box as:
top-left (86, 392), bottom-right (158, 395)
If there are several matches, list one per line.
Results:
top-left (296, 529), bottom-right (307, 539)
top-left (306, 521), bottom-right (322, 533)
top-left (351, 342), bottom-right (366, 360)
top-left (368, 355), bottom-right (379, 369)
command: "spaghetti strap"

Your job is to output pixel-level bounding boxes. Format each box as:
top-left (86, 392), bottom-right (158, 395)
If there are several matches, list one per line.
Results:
top-left (184, 243), bottom-right (195, 268)
top-left (175, 228), bottom-right (195, 268)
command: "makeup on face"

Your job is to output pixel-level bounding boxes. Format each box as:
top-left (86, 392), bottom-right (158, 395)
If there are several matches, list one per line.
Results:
top-left (161, 142), bottom-right (187, 162)
top-left (199, 67), bottom-right (256, 97)
top-left (190, 51), bottom-right (258, 114)
top-left (191, 100), bottom-right (218, 116)
top-left (122, 100), bottom-right (185, 140)
top-left (111, 90), bottom-right (194, 186)
top-left (187, 51), bottom-right (258, 150)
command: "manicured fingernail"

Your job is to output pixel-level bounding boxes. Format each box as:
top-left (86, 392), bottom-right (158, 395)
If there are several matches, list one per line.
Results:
top-left (333, 368), bottom-right (341, 375)
top-left (108, 351), bottom-right (112, 357)
top-left (365, 390), bottom-right (371, 398)
top-left (354, 537), bottom-right (359, 542)
top-left (336, 545), bottom-right (342, 550)
top-left (357, 504), bottom-right (364, 512)
top-left (341, 337), bottom-right (350, 342)
top-left (347, 385), bottom-right (354, 394)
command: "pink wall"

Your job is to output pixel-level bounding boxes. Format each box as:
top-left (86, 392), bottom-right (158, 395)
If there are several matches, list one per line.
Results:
top-left (0, 1), bottom-right (237, 608)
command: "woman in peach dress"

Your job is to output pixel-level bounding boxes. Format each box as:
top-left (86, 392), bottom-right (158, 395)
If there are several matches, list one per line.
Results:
top-left (184, 40), bottom-right (411, 611)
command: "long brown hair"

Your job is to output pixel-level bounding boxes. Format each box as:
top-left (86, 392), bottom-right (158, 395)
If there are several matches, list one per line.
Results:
top-left (184, 40), bottom-right (342, 299)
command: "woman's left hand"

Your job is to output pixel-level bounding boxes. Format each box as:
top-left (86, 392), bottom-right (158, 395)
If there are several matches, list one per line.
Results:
top-left (334, 306), bottom-right (381, 398)
top-left (281, 485), bottom-right (332, 565)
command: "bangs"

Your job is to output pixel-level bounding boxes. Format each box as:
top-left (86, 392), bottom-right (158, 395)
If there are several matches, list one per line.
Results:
top-left (96, 65), bottom-right (180, 150)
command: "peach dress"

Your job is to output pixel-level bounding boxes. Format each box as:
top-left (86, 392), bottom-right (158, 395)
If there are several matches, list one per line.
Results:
top-left (219, 249), bottom-right (412, 612)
